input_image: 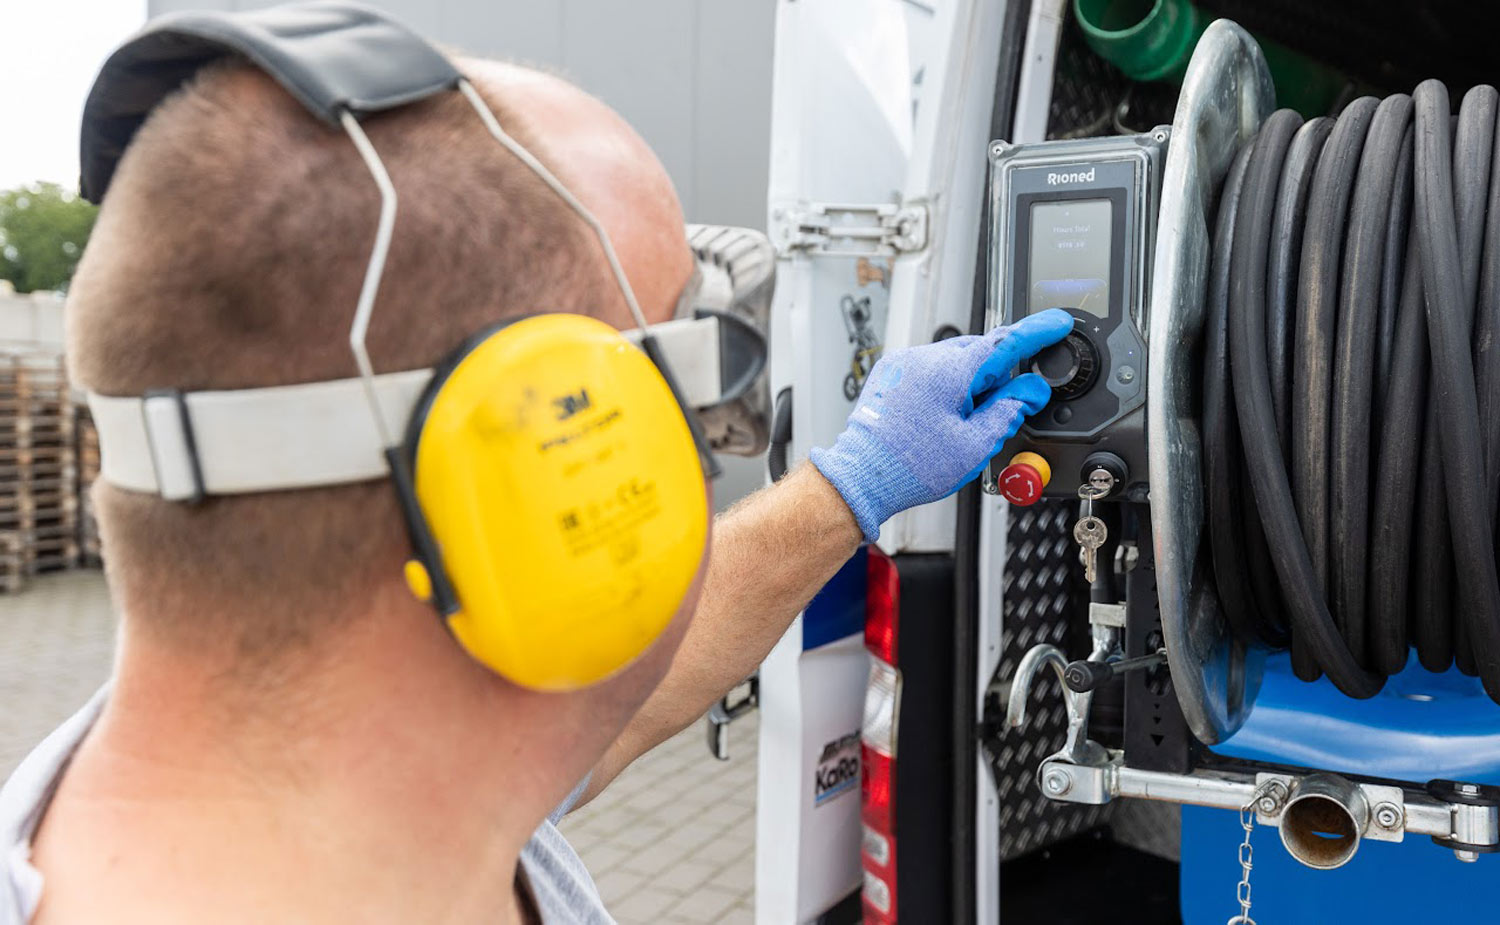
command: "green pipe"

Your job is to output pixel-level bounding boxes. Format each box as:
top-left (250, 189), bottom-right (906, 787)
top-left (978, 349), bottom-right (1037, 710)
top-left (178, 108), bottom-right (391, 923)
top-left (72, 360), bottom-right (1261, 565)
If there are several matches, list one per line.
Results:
top-left (1073, 0), bottom-right (1348, 118)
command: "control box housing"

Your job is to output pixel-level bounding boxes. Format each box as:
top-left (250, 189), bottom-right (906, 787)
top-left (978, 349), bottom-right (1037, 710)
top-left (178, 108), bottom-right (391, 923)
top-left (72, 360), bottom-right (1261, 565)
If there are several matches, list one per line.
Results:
top-left (983, 129), bottom-right (1167, 501)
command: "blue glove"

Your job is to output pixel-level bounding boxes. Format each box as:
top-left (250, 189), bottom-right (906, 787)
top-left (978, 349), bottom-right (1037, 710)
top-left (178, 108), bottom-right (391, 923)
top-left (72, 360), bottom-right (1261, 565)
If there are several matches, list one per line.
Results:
top-left (810, 308), bottom-right (1073, 540)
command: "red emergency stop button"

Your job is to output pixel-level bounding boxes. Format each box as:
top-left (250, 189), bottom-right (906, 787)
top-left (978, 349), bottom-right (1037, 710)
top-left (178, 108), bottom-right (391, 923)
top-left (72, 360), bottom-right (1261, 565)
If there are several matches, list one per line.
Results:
top-left (999, 452), bottom-right (1051, 506)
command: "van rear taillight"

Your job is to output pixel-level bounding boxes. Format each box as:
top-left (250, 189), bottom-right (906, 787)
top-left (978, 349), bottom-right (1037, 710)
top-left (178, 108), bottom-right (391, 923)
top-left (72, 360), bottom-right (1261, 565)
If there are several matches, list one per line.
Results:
top-left (865, 545), bottom-right (900, 663)
top-left (861, 547), bottom-right (901, 922)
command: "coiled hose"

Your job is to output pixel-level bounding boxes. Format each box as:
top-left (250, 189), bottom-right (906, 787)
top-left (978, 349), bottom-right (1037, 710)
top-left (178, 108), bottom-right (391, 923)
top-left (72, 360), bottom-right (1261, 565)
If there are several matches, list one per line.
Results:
top-left (1206, 81), bottom-right (1500, 703)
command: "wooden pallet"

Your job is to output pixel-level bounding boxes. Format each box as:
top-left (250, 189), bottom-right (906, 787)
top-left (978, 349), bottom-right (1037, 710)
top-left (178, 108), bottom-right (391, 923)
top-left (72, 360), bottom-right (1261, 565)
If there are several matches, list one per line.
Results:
top-left (0, 347), bottom-right (87, 587)
top-left (76, 405), bottom-right (102, 567)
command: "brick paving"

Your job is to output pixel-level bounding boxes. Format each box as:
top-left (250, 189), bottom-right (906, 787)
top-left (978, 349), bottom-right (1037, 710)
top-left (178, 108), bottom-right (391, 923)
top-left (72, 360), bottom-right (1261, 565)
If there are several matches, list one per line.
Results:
top-left (0, 571), bottom-right (759, 922)
top-left (560, 712), bottom-right (759, 924)
top-left (0, 571), bottom-right (116, 777)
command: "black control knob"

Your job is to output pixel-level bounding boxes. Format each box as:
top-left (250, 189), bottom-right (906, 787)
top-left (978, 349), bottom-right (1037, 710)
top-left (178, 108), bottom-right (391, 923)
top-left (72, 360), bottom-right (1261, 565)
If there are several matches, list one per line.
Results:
top-left (1032, 330), bottom-right (1099, 400)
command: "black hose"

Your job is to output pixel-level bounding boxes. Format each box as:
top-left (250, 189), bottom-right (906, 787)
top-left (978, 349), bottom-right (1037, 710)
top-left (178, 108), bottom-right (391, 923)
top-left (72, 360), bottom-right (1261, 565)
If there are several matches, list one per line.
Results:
top-left (1331, 94), bottom-right (1410, 669)
top-left (1269, 117), bottom-right (1335, 681)
top-left (1207, 80), bottom-right (1500, 703)
top-left (1227, 107), bottom-right (1384, 699)
top-left (1452, 87), bottom-right (1496, 678)
top-left (1479, 101), bottom-right (1500, 605)
top-left (1204, 141), bottom-right (1268, 648)
top-left (1412, 81), bottom-right (1500, 700)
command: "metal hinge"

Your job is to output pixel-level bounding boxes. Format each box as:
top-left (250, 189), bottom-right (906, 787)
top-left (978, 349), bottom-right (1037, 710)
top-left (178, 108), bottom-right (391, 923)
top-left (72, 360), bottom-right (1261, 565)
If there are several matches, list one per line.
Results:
top-left (770, 201), bottom-right (929, 258)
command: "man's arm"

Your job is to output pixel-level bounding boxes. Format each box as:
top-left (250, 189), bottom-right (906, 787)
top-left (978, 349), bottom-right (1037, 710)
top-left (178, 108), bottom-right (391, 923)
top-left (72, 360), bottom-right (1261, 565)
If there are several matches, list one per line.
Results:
top-left (580, 463), bottom-right (861, 804)
top-left (578, 310), bottom-right (1074, 805)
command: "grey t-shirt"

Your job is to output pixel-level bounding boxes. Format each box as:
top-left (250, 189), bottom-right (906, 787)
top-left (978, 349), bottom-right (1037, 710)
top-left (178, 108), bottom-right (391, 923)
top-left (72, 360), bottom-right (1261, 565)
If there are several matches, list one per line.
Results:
top-left (1, 688), bottom-right (614, 924)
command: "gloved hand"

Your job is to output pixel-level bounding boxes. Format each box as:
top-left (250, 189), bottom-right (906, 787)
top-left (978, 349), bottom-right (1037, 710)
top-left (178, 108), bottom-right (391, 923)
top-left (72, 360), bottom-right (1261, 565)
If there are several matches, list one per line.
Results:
top-left (811, 308), bottom-right (1073, 540)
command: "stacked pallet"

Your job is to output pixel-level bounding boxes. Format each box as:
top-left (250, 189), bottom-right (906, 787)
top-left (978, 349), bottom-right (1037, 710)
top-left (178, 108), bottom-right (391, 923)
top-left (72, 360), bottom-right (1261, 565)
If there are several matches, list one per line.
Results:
top-left (77, 404), bottom-right (101, 567)
top-left (0, 347), bottom-right (80, 590)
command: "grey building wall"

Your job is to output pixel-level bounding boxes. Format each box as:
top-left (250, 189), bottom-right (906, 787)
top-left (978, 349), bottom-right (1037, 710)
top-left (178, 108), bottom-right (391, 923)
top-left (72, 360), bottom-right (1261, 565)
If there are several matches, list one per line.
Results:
top-left (146, 0), bottom-right (775, 230)
top-left (145, 0), bottom-right (778, 506)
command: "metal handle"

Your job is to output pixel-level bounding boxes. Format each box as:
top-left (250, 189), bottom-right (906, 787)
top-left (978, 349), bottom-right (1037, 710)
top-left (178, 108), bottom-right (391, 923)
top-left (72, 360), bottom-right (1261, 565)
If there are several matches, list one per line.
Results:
top-left (1063, 648), bottom-right (1167, 693)
top-left (1005, 643), bottom-right (1108, 767)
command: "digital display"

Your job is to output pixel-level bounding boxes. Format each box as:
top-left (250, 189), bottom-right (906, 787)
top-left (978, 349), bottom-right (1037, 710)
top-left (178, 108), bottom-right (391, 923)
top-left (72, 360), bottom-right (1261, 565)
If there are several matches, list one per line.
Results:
top-left (1029, 199), bottom-right (1112, 317)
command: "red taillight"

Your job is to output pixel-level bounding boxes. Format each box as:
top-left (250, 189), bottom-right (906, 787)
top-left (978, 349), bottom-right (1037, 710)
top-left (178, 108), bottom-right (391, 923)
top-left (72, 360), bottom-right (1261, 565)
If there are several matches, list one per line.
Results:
top-left (865, 547), bottom-right (900, 663)
top-left (862, 742), bottom-right (893, 817)
top-left (861, 743), bottom-right (897, 921)
top-left (862, 547), bottom-right (900, 921)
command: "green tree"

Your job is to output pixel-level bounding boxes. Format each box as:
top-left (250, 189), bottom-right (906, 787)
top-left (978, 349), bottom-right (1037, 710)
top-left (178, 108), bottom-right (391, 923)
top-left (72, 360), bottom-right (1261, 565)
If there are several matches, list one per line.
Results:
top-left (0, 182), bottom-right (98, 294)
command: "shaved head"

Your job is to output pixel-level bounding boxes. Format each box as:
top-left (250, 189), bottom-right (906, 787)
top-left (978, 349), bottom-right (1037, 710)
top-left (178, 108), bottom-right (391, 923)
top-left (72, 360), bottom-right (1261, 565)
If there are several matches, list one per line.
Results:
top-left (68, 57), bottom-right (694, 655)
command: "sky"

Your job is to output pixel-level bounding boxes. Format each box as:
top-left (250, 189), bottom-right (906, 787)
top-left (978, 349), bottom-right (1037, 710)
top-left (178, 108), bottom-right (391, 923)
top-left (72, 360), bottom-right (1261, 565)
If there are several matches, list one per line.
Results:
top-left (1, 1), bottom-right (148, 190)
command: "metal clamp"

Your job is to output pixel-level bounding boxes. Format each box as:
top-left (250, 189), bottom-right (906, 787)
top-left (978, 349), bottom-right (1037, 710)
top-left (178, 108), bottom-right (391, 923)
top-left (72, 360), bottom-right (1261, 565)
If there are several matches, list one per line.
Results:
top-left (140, 389), bottom-right (205, 503)
top-left (1029, 752), bottom-right (1499, 867)
top-left (1004, 638), bottom-right (1498, 867)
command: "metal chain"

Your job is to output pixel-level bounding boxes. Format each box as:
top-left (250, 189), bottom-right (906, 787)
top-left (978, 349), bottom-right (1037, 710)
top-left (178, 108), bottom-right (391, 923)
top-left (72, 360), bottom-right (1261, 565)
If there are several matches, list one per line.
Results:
top-left (1227, 781), bottom-right (1283, 925)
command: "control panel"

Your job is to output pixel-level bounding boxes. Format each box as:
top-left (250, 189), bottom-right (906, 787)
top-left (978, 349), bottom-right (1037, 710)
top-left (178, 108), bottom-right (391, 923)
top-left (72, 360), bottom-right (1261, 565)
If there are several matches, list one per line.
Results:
top-left (982, 129), bottom-right (1167, 503)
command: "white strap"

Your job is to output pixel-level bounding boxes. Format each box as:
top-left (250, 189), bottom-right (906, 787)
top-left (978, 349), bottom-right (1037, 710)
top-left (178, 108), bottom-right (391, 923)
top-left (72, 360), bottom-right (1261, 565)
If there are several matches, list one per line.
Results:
top-left (622, 316), bottom-right (720, 403)
top-left (90, 317), bottom-right (722, 499)
top-left (91, 370), bottom-right (434, 500)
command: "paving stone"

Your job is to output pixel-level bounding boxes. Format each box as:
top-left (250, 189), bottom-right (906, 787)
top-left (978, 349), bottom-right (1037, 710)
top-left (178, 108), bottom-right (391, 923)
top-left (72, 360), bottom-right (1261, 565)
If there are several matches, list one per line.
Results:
top-left (693, 832), bottom-right (752, 866)
top-left (609, 818), bottom-right (672, 850)
top-left (663, 884), bottom-right (744, 922)
top-left (574, 842), bottom-right (629, 877)
top-left (559, 714), bottom-right (762, 922)
top-left (0, 572), bottom-right (116, 777)
top-left (718, 904), bottom-right (756, 925)
top-left (610, 885), bottom-right (681, 922)
top-left (589, 867), bottom-right (640, 906)
top-left (708, 855), bottom-right (755, 895)
top-left (653, 857), bottom-right (719, 895)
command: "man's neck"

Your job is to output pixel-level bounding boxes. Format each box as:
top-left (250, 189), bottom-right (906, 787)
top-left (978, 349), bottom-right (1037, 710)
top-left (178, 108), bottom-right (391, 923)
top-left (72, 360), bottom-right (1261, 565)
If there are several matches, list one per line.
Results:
top-left (28, 591), bottom-right (571, 924)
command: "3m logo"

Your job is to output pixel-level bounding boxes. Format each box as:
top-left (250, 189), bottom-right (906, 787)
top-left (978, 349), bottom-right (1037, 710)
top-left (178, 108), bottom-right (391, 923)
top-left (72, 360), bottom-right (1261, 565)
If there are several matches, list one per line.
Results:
top-left (553, 389), bottom-right (591, 420)
top-left (1046, 167), bottom-right (1096, 185)
top-left (814, 731), bottom-right (861, 807)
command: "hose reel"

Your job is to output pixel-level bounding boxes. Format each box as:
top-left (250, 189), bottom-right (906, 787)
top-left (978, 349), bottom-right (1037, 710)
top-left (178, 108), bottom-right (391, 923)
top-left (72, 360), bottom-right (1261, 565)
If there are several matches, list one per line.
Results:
top-left (1153, 17), bottom-right (1500, 741)
top-left (991, 13), bottom-right (1500, 874)
top-left (1148, 18), bottom-right (1274, 744)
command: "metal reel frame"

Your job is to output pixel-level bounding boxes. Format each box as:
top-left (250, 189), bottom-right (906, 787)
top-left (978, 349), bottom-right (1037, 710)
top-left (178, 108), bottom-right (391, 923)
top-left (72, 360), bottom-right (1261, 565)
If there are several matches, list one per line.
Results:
top-left (1146, 19), bottom-right (1275, 744)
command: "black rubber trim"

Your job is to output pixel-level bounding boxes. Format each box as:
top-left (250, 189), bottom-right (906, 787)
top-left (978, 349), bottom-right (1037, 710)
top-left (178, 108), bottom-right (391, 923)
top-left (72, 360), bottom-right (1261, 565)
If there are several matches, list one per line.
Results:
top-left (767, 387), bottom-right (793, 483)
top-left (954, 3), bottom-right (1032, 919)
top-left (893, 553), bottom-right (957, 924)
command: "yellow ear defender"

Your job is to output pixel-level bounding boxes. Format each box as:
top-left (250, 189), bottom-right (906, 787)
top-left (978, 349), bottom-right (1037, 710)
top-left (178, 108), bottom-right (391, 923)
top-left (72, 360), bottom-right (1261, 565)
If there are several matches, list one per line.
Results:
top-left (393, 314), bottom-right (709, 691)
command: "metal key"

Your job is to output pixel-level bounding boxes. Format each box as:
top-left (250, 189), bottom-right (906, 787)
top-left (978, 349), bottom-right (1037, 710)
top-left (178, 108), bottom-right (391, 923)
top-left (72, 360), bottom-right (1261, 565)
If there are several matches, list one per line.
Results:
top-left (1074, 516), bottom-right (1107, 583)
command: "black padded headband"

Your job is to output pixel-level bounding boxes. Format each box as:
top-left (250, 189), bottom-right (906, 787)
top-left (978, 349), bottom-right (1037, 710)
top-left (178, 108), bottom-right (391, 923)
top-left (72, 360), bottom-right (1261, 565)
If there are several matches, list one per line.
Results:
top-left (79, 0), bottom-right (460, 203)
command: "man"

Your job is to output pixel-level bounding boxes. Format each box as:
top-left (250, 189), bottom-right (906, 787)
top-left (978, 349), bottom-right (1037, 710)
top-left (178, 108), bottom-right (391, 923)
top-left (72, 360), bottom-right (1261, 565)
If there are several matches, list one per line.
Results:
top-left (0, 25), bottom-right (1069, 925)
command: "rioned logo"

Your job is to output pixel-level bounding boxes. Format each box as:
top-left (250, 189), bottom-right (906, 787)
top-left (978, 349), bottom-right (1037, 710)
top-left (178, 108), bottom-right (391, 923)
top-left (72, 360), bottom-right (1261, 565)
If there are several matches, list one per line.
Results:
top-left (1046, 167), bottom-right (1096, 186)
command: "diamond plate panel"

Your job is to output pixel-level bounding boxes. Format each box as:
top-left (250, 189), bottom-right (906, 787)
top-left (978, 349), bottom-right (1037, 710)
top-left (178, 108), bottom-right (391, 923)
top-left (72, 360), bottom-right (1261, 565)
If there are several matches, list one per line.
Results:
top-left (994, 501), bottom-right (1113, 860)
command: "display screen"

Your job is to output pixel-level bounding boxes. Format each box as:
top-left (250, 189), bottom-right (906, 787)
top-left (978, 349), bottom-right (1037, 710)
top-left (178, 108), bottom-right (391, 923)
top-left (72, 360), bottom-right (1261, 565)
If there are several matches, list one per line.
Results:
top-left (1029, 198), bottom-right (1112, 317)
